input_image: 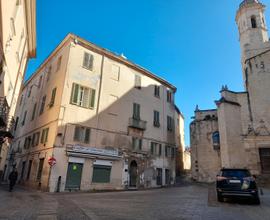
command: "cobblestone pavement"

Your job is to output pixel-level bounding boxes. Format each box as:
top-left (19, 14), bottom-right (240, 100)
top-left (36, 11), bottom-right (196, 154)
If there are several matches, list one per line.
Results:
top-left (0, 183), bottom-right (269, 220)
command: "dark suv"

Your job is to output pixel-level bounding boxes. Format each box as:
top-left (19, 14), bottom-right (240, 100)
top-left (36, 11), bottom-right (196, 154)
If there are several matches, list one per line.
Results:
top-left (216, 168), bottom-right (260, 204)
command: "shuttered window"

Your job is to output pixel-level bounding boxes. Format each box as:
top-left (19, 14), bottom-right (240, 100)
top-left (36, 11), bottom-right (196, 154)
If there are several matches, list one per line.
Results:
top-left (40, 128), bottom-right (49, 144)
top-left (74, 126), bottom-right (91, 144)
top-left (135, 75), bottom-right (141, 89)
top-left (167, 90), bottom-right (173, 103)
top-left (150, 142), bottom-right (162, 156)
top-left (56, 56), bottom-right (62, 72)
top-left (71, 83), bottom-right (96, 109)
top-left (153, 110), bottom-right (160, 127)
top-left (31, 103), bottom-right (37, 121)
top-left (167, 116), bottom-right (174, 131)
top-left (83, 52), bottom-right (94, 70)
top-left (133, 103), bottom-right (140, 120)
top-left (49, 88), bottom-right (57, 107)
top-left (39, 95), bottom-right (46, 115)
top-left (132, 137), bottom-right (142, 151)
top-left (154, 85), bottom-right (160, 97)
top-left (21, 111), bottom-right (27, 126)
top-left (92, 165), bottom-right (111, 183)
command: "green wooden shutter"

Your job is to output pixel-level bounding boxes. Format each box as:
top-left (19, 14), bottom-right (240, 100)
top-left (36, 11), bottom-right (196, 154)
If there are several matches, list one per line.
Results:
top-left (82, 88), bottom-right (90, 108)
top-left (90, 89), bottom-right (95, 108)
top-left (50, 88), bottom-right (57, 107)
top-left (71, 84), bottom-right (79, 104)
top-left (139, 139), bottom-right (142, 150)
top-left (74, 126), bottom-right (80, 141)
top-left (151, 142), bottom-right (154, 155)
top-left (84, 128), bottom-right (90, 143)
top-left (83, 52), bottom-right (89, 68)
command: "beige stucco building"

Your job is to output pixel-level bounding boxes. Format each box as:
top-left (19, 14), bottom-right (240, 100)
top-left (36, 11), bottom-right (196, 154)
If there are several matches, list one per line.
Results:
top-left (8, 34), bottom-right (184, 192)
top-left (0, 0), bottom-right (36, 179)
top-left (191, 0), bottom-right (270, 183)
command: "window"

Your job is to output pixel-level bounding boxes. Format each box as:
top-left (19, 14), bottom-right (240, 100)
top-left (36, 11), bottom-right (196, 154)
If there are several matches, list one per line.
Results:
top-left (27, 86), bottom-right (32, 97)
top-left (35, 132), bottom-right (40, 146)
top-left (251, 16), bottom-right (257, 28)
top-left (46, 65), bottom-right (52, 81)
top-left (10, 18), bottom-right (16, 36)
top-left (49, 88), bottom-right (57, 108)
top-left (36, 158), bottom-right (44, 181)
top-left (21, 111), bottom-right (27, 126)
top-left (19, 95), bottom-right (23, 106)
top-left (31, 133), bottom-right (35, 147)
top-left (150, 142), bottom-right (162, 156)
top-left (83, 52), bottom-right (94, 70)
top-left (56, 56), bottom-right (62, 72)
top-left (133, 103), bottom-right (140, 120)
top-left (40, 128), bottom-right (49, 144)
top-left (14, 117), bottom-right (19, 130)
top-left (135, 75), bottom-right (141, 89)
top-left (165, 146), bottom-right (175, 158)
top-left (26, 160), bottom-right (32, 180)
top-left (111, 64), bottom-right (120, 81)
top-left (167, 90), bottom-right (173, 103)
top-left (23, 136), bottom-right (31, 149)
top-left (212, 131), bottom-right (220, 150)
top-left (153, 110), bottom-right (160, 127)
top-left (92, 165), bottom-right (111, 183)
top-left (17, 141), bottom-right (21, 153)
top-left (154, 85), bottom-right (160, 98)
top-left (70, 83), bottom-right (96, 109)
top-left (73, 126), bottom-right (91, 143)
top-left (167, 116), bottom-right (174, 131)
top-left (132, 137), bottom-right (142, 151)
top-left (38, 76), bottom-right (43, 88)
top-left (261, 61), bottom-right (265, 70)
top-left (39, 95), bottom-right (46, 115)
top-left (31, 103), bottom-right (37, 121)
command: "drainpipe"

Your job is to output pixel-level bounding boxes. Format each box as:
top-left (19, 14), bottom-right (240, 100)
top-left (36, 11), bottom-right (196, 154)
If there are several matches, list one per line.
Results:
top-left (94, 55), bottom-right (105, 148)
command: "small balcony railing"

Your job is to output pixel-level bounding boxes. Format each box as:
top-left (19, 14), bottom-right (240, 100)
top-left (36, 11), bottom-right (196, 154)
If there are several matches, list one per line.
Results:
top-left (128, 117), bottom-right (147, 130)
top-left (0, 97), bottom-right (9, 128)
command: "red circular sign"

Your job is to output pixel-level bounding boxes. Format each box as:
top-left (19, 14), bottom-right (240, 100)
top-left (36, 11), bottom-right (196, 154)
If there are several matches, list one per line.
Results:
top-left (48, 157), bottom-right (56, 166)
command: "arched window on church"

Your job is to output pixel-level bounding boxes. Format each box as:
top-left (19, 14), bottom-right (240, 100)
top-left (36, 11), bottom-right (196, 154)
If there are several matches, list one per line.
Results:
top-left (212, 131), bottom-right (220, 150)
top-left (251, 16), bottom-right (257, 28)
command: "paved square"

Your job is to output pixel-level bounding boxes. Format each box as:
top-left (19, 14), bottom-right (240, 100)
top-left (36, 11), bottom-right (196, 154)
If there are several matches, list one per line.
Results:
top-left (0, 183), bottom-right (269, 220)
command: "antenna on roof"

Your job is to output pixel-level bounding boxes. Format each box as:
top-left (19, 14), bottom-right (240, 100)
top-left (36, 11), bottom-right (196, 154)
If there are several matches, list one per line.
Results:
top-left (120, 53), bottom-right (127, 59)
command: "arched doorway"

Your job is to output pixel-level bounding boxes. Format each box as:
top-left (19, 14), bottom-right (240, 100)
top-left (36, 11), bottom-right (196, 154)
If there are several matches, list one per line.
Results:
top-left (129, 160), bottom-right (138, 187)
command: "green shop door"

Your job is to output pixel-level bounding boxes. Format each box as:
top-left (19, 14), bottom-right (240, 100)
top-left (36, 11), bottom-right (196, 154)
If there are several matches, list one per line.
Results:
top-left (65, 163), bottom-right (83, 190)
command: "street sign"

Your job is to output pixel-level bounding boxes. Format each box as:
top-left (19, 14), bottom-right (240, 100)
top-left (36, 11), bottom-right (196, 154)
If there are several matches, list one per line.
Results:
top-left (48, 157), bottom-right (56, 166)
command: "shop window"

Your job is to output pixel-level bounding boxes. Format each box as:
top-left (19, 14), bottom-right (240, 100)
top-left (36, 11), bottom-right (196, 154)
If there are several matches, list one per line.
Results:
top-left (92, 165), bottom-right (111, 183)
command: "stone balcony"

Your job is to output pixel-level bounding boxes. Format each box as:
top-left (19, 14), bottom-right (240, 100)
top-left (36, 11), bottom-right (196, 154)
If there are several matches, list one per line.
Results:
top-left (128, 117), bottom-right (147, 130)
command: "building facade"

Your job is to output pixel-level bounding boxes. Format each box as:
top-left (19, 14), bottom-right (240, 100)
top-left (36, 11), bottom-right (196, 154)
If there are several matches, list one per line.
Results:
top-left (9, 34), bottom-right (184, 192)
top-left (0, 0), bottom-right (36, 179)
top-left (191, 0), bottom-right (270, 183)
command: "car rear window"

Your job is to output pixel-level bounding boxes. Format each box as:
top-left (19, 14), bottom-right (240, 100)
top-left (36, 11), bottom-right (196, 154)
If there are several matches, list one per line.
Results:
top-left (222, 170), bottom-right (251, 178)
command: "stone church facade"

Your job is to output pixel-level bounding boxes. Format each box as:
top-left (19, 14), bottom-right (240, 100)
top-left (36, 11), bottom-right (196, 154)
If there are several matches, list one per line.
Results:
top-left (190, 0), bottom-right (270, 182)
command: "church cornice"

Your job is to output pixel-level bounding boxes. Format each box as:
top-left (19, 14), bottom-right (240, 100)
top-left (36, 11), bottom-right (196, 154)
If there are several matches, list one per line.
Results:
top-left (215, 97), bottom-right (241, 107)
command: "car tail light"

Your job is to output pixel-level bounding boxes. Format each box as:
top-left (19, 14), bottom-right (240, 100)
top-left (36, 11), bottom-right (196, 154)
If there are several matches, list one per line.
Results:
top-left (216, 176), bottom-right (227, 181)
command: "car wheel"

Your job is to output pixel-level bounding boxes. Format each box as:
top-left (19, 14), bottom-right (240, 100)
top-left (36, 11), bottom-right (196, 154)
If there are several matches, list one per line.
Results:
top-left (254, 196), bottom-right (260, 205)
top-left (217, 193), bottom-right (223, 202)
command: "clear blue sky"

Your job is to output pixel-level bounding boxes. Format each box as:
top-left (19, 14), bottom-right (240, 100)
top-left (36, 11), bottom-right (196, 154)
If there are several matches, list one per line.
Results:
top-left (25, 0), bottom-right (270, 146)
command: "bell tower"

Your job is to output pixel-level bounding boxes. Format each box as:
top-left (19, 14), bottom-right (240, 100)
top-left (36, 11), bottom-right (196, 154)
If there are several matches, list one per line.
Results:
top-left (236, 0), bottom-right (268, 60)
